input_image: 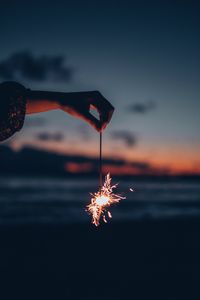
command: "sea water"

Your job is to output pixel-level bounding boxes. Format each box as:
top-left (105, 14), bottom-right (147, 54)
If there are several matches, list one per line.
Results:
top-left (0, 177), bottom-right (199, 224)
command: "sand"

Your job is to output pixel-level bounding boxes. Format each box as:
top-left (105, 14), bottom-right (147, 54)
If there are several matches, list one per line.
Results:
top-left (0, 218), bottom-right (200, 300)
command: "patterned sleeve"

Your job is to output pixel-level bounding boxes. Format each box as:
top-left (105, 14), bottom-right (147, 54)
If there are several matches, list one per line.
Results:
top-left (0, 82), bottom-right (27, 142)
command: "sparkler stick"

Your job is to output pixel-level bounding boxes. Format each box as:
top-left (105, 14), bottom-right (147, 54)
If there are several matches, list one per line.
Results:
top-left (99, 130), bottom-right (103, 191)
top-left (86, 123), bottom-right (125, 226)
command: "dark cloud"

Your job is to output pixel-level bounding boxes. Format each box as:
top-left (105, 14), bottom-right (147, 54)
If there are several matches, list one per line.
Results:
top-left (128, 101), bottom-right (156, 114)
top-left (0, 144), bottom-right (172, 176)
top-left (36, 132), bottom-right (64, 142)
top-left (110, 130), bottom-right (137, 147)
top-left (130, 161), bottom-right (151, 170)
top-left (0, 51), bottom-right (73, 82)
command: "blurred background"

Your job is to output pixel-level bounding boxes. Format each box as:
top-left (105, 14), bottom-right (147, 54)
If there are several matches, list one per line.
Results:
top-left (0, 1), bottom-right (200, 299)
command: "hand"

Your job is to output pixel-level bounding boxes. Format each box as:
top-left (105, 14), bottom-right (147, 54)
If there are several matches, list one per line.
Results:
top-left (60, 91), bottom-right (114, 132)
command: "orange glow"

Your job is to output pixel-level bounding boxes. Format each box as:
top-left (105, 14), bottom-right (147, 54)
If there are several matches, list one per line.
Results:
top-left (12, 139), bottom-right (200, 176)
top-left (65, 162), bottom-right (93, 173)
top-left (102, 164), bottom-right (153, 175)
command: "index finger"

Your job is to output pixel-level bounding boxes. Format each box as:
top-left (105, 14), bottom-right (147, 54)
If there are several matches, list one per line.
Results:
top-left (100, 106), bottom-right (114, 130)
top-left (90, 93), bottom-right (114, 130)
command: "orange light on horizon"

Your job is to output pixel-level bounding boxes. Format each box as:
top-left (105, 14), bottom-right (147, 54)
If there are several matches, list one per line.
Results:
top-left (10, 139), bottom-right (200, 176)
top-left (65, 162), bottom-right (93, 173)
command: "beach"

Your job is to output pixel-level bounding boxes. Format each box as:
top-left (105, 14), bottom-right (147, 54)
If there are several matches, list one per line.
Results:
top-left (1, 1), bottom-right (199, 297)
top-left (0, 176), bottom-right (200, 299)
top-left (1, 218), bottom-right (200, 300)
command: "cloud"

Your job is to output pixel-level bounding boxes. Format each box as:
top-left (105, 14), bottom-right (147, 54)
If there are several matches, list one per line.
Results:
top-left (36, 132), bottom-right (64, 142)
top-left (130, 161), bottom-right (151, 170)
top-left (0, 144), bottom-right (172, 176)
top-left (110, 130), bottom-right (137, 147)
top-left (127, 101), bottom-right (156, 114)
top-left (0, 51), bottom-right (73, 82)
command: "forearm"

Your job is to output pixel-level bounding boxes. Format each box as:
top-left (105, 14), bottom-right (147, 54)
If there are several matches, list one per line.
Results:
top-left (26, 90), bottom-right (61, 114)
top-left (0, 81), bottom-right (114, 137)
top-left (26, 90), bottom-right (91, 114)
top-left (25, 88), bottom-right (114, 131)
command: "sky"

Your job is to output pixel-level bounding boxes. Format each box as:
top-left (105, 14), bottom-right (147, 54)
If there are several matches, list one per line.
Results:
top-left (0, 0), bottom-right (200, 175)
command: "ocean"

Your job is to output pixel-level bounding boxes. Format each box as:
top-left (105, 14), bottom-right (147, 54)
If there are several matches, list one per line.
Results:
top-left (0, 176), bottom-right (199, 224)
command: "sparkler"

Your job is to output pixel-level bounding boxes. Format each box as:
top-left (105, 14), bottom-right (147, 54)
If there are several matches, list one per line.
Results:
top-left (86, 131), bottom-right (125, 226)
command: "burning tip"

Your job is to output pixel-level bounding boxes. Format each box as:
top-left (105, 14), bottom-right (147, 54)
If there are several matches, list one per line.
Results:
top-left (86, 173), bottom-right (125, 226)
top-left (95, 195), bottom-right (110, 206)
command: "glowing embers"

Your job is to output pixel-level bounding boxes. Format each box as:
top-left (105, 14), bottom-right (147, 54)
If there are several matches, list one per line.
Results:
top-left (86, 173), bottom-right (125, 226)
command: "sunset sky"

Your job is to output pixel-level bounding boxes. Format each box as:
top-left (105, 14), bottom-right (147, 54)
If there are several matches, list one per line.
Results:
top-left (0, 0), bottom-right (200, 175)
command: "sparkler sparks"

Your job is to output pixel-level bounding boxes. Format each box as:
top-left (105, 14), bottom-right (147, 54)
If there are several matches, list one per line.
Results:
top-left (86, 173), bottom-right (125, 226)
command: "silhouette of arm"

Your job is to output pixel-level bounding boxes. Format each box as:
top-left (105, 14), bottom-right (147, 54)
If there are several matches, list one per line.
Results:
top-left (27, 90), bottom-right (114, 132)
top-left (0, 81), bottom-right (114, 142)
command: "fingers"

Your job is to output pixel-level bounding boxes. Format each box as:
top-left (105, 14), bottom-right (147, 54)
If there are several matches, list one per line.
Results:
top-left (62, 91), bottom-right (114, 132)
top-left (89, 93), bottom-right (114, 131)
top-left (80, 108), bottom-right (113, 132)
top-left (100, 106), bottom-right (114, 130)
